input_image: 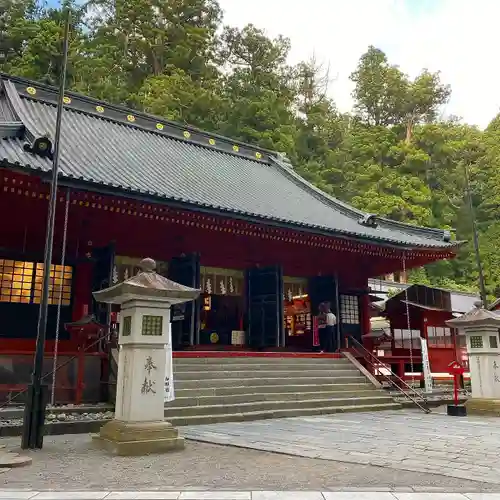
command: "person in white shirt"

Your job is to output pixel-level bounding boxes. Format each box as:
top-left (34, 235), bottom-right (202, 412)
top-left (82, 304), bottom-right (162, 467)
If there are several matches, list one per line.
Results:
top-left (318, 302), bottom-right (337, 352)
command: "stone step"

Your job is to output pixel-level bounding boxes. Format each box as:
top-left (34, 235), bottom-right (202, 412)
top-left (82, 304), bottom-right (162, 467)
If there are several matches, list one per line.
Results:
top-left (176, 375), bottom-right (367, 390)
top-left (174, 382), bottom-right (374, 398)
top-left (168, 389), bottom-right (382, 407)
top-left (174, 368), bottom-right (359, 381)
top-left (173, 361), bottom-right (353, 372)
top-left (172, 402), bottom-right (402, 427)
top-left (164, 395), bottom-right (394, 417)
top-left (173, 357), bottom-right (349, 365)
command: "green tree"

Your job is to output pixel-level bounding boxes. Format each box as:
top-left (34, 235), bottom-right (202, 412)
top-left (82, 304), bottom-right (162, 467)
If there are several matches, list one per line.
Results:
top-left (78, 0), bottom-right (222, 104)
top-left (350, 47), bottom-right (450, 143)
top-left (0, 0), bottom-right (85, 85)
top-left (349, 46), bottom-right (407, 126)
top-left (215, 24), bottom-right (298, 155)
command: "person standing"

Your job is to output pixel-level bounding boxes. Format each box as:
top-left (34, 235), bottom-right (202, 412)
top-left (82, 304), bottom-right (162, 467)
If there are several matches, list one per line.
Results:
top-left (323, 302), bottom-right (337, 352)
top-left (317, 302), bottom-right (327, 352)
top-left (317, 302), bottom-right (337, 353)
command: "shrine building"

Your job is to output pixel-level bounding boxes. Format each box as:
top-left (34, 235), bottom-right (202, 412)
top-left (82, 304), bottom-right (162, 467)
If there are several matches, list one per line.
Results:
top-left (0, 74), bottom-right (459, 402)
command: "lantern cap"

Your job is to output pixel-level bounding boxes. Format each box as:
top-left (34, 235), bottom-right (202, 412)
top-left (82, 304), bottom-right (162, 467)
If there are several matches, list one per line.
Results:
top-left (446, 301), bottom-right (500, 328)
top-left (92, 257), bottom-right (200, 305)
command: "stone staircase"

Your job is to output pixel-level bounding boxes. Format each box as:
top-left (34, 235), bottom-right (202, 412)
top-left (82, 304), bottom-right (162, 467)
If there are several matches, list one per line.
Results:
top-left (165, 355), bottom-right (401, 426)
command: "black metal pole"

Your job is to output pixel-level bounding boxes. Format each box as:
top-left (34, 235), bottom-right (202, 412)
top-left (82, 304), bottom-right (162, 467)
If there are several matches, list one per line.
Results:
top-left (21, 10), bottom-right (71, 450)
top-left (464, 161), bottom-right (488, 309)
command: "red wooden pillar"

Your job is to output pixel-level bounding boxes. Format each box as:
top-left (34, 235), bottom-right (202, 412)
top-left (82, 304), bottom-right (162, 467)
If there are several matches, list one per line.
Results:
top-left (361, 294), bottom-right (371, 339)
top-left (72, 261), bottom-right (93, 321)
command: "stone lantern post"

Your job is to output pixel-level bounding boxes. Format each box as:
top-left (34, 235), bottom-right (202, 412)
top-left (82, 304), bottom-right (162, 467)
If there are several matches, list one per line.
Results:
top-left (92, 257), bottom-right (200, 455)
top-left (447, 301), bottom-right (500, 416)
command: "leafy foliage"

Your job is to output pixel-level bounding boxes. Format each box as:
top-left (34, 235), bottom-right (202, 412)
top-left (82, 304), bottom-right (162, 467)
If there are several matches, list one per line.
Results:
top-left (0, 1), bottom-right (496, 297)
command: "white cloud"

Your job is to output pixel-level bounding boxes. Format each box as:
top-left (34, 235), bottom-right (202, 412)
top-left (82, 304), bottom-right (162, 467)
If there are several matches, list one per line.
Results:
top-left (218, 0), bottom-right (500, 128)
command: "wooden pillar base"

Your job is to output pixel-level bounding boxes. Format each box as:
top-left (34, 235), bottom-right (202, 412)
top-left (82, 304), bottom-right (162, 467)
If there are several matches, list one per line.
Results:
top-left (92, 419), bottom-right (184, 456)
top-left (465, 398), bottom-right (500, 417)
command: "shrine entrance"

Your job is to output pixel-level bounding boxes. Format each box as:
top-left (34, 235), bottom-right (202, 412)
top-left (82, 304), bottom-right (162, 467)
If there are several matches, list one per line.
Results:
top-left (199, 266), bottom-right (245, 346)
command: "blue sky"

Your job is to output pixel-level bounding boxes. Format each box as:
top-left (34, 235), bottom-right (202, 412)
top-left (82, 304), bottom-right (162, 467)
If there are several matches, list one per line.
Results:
top-left (45, 0), bottom-right (498, 128)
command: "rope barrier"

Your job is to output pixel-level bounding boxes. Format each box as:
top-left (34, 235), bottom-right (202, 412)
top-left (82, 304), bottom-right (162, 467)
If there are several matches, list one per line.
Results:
top-left (50, 188), bottom-right (70, 406)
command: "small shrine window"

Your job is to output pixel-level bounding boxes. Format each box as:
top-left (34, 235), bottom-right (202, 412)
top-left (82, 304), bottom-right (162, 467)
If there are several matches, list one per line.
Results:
top-left (427, 326), bottom-right (453, 348)
top-left (0, 259), bottom-right (73, 306)
top-left (340, 295), bottom-right (360, 324)
top-left (393, 328), bottom-right (420, 349)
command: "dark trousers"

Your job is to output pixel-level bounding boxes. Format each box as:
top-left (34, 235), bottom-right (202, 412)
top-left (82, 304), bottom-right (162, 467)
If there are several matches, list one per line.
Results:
top-left (319, 325), bottom-right (336, 352)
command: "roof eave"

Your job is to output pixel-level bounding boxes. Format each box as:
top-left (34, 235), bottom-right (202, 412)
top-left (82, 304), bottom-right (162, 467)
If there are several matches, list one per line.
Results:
top-left (270, 156), bottom-right (455, 246)
top-left (0, 158), bottom-right (458, 254)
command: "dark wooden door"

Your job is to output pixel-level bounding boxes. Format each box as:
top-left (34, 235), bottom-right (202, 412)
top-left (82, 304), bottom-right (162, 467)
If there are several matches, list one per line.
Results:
top-left (91, 243), bottom-right (115, 327)
top-left (308, 276), bottom-right (337, 316)
top-left (246, 266), bottom-right (284, 349)
top-left (308, 275), bottom-right (339, 349)
top-left (168, 253), bottom-right (200, 349)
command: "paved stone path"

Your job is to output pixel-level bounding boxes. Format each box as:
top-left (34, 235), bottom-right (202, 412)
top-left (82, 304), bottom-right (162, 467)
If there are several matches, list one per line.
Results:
top-left (1, 492), bottom-right (500, 499)
top-left (2, 435), bottom-right (491, 492)
top-left (183, 408), bottom-right (500, 485)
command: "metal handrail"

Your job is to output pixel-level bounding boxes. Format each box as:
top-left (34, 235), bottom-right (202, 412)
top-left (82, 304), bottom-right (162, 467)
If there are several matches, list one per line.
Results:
top-left (347, 336), bottom-right (431, 414)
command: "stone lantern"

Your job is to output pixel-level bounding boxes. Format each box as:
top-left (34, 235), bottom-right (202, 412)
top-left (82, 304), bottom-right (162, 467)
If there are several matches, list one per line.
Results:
top-left (447, 301), bottom-right (500, 416)
top-left (92, 257), bottom-right (200, 455)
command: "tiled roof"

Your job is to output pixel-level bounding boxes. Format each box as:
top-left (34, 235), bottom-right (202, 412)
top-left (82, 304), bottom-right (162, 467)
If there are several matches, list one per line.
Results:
top-left (0, 73), bottom-right (456, 250)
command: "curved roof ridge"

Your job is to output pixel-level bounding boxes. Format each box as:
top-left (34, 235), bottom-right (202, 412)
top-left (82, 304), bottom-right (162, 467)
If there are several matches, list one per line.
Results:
top-left (2, 80), bottom-right (44, 143)
top-left (270, 156), bottom-right (449, 243)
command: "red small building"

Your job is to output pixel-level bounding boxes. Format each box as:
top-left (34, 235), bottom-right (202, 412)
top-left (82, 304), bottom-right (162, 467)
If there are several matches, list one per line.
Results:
top-left (0, 74), bottom-right (459, 402)
top-left (370, 284), bottom-right (477, 382)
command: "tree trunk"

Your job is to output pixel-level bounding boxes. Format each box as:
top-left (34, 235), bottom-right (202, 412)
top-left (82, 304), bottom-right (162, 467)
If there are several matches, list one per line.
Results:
top-left (405, 115), bottom-right (414, 144)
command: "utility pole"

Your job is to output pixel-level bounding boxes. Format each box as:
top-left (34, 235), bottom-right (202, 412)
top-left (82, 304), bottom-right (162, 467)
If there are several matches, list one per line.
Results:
top-left (464, 161), bottom-right (488, 309)
top-left (21, 9), bottom-right (71, 450)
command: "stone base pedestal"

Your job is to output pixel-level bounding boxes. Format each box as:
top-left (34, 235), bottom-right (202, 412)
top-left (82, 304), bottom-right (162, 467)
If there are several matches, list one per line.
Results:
top-left (447, 404), bottom-right (467, 417)
top-left (93, 420), bottom-right (184, 456)
top-left (465, 398), bottom-right (500, 417)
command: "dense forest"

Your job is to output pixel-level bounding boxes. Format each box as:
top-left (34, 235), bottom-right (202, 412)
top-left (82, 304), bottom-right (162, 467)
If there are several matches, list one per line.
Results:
top-left (1, 0), bottom-right (500, 298)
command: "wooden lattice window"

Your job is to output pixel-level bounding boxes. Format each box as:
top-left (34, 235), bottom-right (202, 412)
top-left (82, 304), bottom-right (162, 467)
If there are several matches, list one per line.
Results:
top-left (33, 264), bottom-right (72, 305)
top-left (0, 259), bottom-right (72, 306)
top-left (0, 260), bottom-right (34, 303)
top-left (340, 295), bottom-right (360, 324)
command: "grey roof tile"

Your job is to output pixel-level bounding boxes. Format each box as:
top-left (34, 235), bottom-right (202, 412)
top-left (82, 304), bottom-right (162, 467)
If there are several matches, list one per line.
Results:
top-left (0, 74), bottom-right (456, 250)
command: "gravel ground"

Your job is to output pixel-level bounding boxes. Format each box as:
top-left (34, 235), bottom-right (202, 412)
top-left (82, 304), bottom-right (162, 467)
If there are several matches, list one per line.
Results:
top-left (0, 434), bottom-right (497, 492)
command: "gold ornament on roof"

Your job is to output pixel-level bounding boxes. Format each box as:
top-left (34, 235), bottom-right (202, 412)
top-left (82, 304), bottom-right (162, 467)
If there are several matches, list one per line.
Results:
top-left (183, 131), bottom-right (191, 139)
top-left (156, 123), bottom-right (164, 130)
top-left (96, 106), bottom-right (104, 113)
top-left (63, 96), bottom-right (71, 104)
top-left (26, 87), bottom-right (36, 95)
top-left (127, 114), bottom-right (135, 122)
top-left (209, 138), bottom-right (216, 145)
top-left (255, 152), bottom-right (262, 159)
top-left (233, 145), bottom-right (239, 152)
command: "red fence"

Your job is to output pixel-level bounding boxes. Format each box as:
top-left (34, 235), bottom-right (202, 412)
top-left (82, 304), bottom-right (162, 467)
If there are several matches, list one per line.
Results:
top-left (0, 351), bottom-right (107, 405)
